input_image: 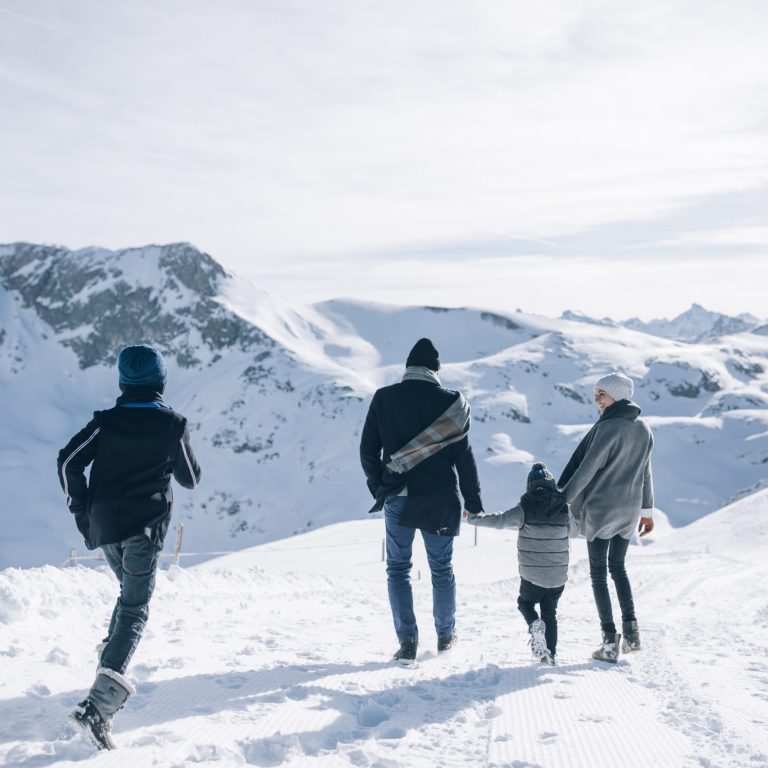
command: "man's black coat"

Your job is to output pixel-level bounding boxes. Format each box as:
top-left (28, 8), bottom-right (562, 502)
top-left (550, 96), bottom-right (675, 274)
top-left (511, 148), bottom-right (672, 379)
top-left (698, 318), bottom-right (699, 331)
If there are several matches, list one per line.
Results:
top-left (360, 378), bottom-right (483, 536)
top-left (57, 389), bottom-right (201, 550)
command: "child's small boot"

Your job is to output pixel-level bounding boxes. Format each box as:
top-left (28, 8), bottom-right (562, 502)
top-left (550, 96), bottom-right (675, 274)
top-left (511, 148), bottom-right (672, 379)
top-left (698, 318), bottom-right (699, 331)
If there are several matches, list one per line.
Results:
top-left (592, 632), bottom-right (621, 663)
top-left (621, 621), bottom-right (641, 652)
top-left (528, 619), bottom-right (550, 663)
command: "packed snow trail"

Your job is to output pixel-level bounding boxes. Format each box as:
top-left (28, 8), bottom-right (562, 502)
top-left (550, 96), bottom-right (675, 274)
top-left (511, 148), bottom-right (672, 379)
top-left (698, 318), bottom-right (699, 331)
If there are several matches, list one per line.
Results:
top-left (1, 492), bottom-right (767, 767)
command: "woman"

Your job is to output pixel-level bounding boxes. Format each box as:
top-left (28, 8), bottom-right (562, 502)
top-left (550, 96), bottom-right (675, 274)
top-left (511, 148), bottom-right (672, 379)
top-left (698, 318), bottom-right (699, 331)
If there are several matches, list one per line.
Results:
top-left (558, 372), bottom-right (654, 663)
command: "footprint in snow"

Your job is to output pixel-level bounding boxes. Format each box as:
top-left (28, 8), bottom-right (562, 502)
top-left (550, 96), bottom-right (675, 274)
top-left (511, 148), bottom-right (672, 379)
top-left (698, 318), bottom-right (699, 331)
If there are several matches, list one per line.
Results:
top-left (357, 700), bottom-right (391, 727)
top-left (539, 731), bottom-right (558, 744)
top-left (132, 663), bottom-right (156, 681)
top-left (25, 684), bottom-right (51, 698)
top-left (244, 733), bottom-right (304, 766)
top-left (45, 647), bottom-right (69, 665)
top-left (130, 730), bottom-right (183, 747)
top-left (578, 713), bottom-right (613, 723)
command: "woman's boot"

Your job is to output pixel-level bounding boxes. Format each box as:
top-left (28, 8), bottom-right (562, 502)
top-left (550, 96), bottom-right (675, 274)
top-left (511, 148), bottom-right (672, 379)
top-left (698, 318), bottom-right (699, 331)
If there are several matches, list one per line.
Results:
top-left (622, 620), bottom-right (641, 652)
top-left (592, 632), bottom-right (622, 663)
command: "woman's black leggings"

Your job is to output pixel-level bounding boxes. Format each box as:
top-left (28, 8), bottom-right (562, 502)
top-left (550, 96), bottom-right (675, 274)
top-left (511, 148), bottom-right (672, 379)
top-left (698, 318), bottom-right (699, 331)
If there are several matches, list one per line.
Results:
top-left (587, 534), bottom-right (636, 635)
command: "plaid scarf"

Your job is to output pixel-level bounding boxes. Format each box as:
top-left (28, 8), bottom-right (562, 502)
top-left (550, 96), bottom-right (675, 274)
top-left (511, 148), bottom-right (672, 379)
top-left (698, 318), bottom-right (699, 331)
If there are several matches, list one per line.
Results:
top-left (386, 372), bottom-right (471, 475)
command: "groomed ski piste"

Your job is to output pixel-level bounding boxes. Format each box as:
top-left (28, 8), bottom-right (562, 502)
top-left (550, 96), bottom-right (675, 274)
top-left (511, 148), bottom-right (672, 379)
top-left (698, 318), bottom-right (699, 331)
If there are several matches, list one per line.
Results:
top-left (1, 490), bottom-right (767, 768)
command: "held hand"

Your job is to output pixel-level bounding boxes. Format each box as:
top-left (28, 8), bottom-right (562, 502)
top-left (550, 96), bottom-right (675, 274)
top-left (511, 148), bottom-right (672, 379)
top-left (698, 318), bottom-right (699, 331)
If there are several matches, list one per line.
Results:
top-left (638, 516), bottom-right (654, 537)
top-left (463, 508), bottom-right (470, 519)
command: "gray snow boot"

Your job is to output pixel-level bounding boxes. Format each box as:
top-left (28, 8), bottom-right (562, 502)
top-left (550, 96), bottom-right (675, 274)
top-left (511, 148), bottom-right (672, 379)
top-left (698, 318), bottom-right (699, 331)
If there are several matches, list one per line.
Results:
top-left (621, 621), bottom-right (641, 652)
top-left (592, 632), bottom-right (622, 664)
top-left (71, 668), bottom-right (133, 750)
top-left (528, 619), bottom-right (551, 663)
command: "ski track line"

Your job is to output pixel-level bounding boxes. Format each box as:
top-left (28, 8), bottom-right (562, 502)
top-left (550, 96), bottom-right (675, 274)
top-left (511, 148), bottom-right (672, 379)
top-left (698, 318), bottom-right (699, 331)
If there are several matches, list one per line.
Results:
top-left (634, 558), bottom-right (768, 768)
top-left (632, 639), bottom-right (766, 768)
top-left (486, 651), bottom-right (694, 768)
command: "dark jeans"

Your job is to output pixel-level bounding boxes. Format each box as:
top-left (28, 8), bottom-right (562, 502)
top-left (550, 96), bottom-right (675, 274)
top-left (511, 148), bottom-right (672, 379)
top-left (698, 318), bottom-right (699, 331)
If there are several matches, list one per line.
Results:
top-left (384, 496), bottom-right (456, 644)
top-left (587, 534), bottom-right (636, 635)
top-left (517, 578), bottom-right (564, 656)
top-left (100, 534), bottom-right (160, 674)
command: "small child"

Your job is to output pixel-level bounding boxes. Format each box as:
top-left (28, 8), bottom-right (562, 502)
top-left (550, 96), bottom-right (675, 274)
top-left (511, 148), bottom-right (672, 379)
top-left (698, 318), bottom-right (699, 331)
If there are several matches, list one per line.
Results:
top-left (466, 462), bottom-right (577, 665)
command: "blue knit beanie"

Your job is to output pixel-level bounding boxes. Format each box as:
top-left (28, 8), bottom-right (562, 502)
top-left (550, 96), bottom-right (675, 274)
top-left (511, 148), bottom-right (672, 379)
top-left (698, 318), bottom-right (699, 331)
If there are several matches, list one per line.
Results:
top-left (118, 345), bottom-right (167, 392)
top-left (527, 462), bottom-right (555, 490)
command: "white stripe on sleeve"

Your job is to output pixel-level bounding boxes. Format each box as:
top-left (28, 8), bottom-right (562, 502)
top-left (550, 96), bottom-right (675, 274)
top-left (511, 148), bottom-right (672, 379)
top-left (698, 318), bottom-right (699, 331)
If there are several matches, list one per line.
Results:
top-left (179, 438), bottom-right (198, 487)
top-left (60, 427), bottom-right (100, 506)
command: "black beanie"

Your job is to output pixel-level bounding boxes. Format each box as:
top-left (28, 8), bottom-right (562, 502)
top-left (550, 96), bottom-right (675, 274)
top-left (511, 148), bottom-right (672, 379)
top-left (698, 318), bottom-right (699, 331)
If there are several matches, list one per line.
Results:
top-left (406, 338), bottom-right (440, 371)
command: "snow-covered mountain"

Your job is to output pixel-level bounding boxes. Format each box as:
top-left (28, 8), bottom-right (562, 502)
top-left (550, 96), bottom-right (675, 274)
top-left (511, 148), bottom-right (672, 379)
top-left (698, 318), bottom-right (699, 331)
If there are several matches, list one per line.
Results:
top-left (622, 303), bottom-right (761, 343)
top-left (2, 242), bottom-right (768, 568)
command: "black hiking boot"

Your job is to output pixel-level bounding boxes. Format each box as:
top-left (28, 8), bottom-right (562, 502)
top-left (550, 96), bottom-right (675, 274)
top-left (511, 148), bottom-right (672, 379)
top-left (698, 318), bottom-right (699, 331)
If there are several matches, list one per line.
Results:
top-left (71, 698), bottom-right (115, 750)
top-left (393, 638), bottom-right (418, 664)
top-left (437, 632), bottom-right (457, 653)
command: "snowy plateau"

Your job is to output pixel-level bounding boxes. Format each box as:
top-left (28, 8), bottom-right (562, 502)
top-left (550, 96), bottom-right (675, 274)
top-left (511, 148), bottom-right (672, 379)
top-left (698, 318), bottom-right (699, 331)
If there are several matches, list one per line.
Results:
top-left (0, 242), bottom-right (767, 767)
top-left (0, 488), bottom-right (766, 767)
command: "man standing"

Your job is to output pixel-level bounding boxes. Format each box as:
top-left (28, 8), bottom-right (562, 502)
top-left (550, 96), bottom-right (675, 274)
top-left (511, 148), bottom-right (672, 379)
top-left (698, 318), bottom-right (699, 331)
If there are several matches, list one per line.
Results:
top-left (360, 338), bottom-right (483, 663)
top-left (57, 344), bottom-right (201, 749)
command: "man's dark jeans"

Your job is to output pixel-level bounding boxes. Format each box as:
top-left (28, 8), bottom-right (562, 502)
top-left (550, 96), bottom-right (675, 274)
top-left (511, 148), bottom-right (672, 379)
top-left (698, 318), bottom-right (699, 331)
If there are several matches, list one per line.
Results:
top-left (517, 578), bottom-right (565, 657)
top-left (587, 534), bottom-right (636, 635)
top-left (384, 496), bottom-right (456, 645)
top-left (100, 534), bottom-right (159, 674)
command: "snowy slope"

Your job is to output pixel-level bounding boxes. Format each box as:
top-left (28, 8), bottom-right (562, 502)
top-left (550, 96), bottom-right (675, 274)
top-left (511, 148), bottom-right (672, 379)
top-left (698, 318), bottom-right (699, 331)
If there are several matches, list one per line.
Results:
top-left (1, 490), bottom-right (766, 767)
top-left (2, 242), bottom-right (768, 568)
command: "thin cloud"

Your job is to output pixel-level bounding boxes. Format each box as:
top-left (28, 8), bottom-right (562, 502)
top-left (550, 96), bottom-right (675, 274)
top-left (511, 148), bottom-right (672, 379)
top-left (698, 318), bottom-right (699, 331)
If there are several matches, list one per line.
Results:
top-left (1, 1), bottom-right (767, 319)
top-left (0, 5), bottom-right (66, 33)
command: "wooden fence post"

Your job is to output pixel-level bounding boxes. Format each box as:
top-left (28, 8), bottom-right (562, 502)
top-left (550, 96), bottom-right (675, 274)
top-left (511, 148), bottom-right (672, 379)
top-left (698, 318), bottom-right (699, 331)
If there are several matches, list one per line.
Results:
top-left (174, 523), bottom-right (184, 566)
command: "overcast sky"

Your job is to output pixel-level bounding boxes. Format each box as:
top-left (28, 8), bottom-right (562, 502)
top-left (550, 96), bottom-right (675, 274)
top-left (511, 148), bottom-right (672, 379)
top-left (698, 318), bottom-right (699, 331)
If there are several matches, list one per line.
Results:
top-left (1, 0), bottom-right (766, 320)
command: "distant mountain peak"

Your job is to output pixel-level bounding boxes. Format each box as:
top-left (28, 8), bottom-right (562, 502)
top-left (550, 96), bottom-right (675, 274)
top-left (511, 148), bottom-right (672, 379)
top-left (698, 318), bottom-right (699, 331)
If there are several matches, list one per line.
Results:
top-left (622, 303), bottom-right (759, 343)
top-left (560, 310), bottom-right (616, 328)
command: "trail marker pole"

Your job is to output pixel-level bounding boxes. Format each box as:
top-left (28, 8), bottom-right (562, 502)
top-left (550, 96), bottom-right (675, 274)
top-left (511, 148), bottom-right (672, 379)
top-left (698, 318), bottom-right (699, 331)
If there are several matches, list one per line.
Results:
top-left (174, 523), bottom-right (184, 566)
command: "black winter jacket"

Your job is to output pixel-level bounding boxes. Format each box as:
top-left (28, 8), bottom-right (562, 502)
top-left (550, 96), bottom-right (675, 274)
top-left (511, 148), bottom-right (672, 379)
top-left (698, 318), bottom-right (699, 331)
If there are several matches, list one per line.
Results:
top-left (360, 379), bottom-right (483, 536)
top-left (57, 389), bottom-right (202, 550)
